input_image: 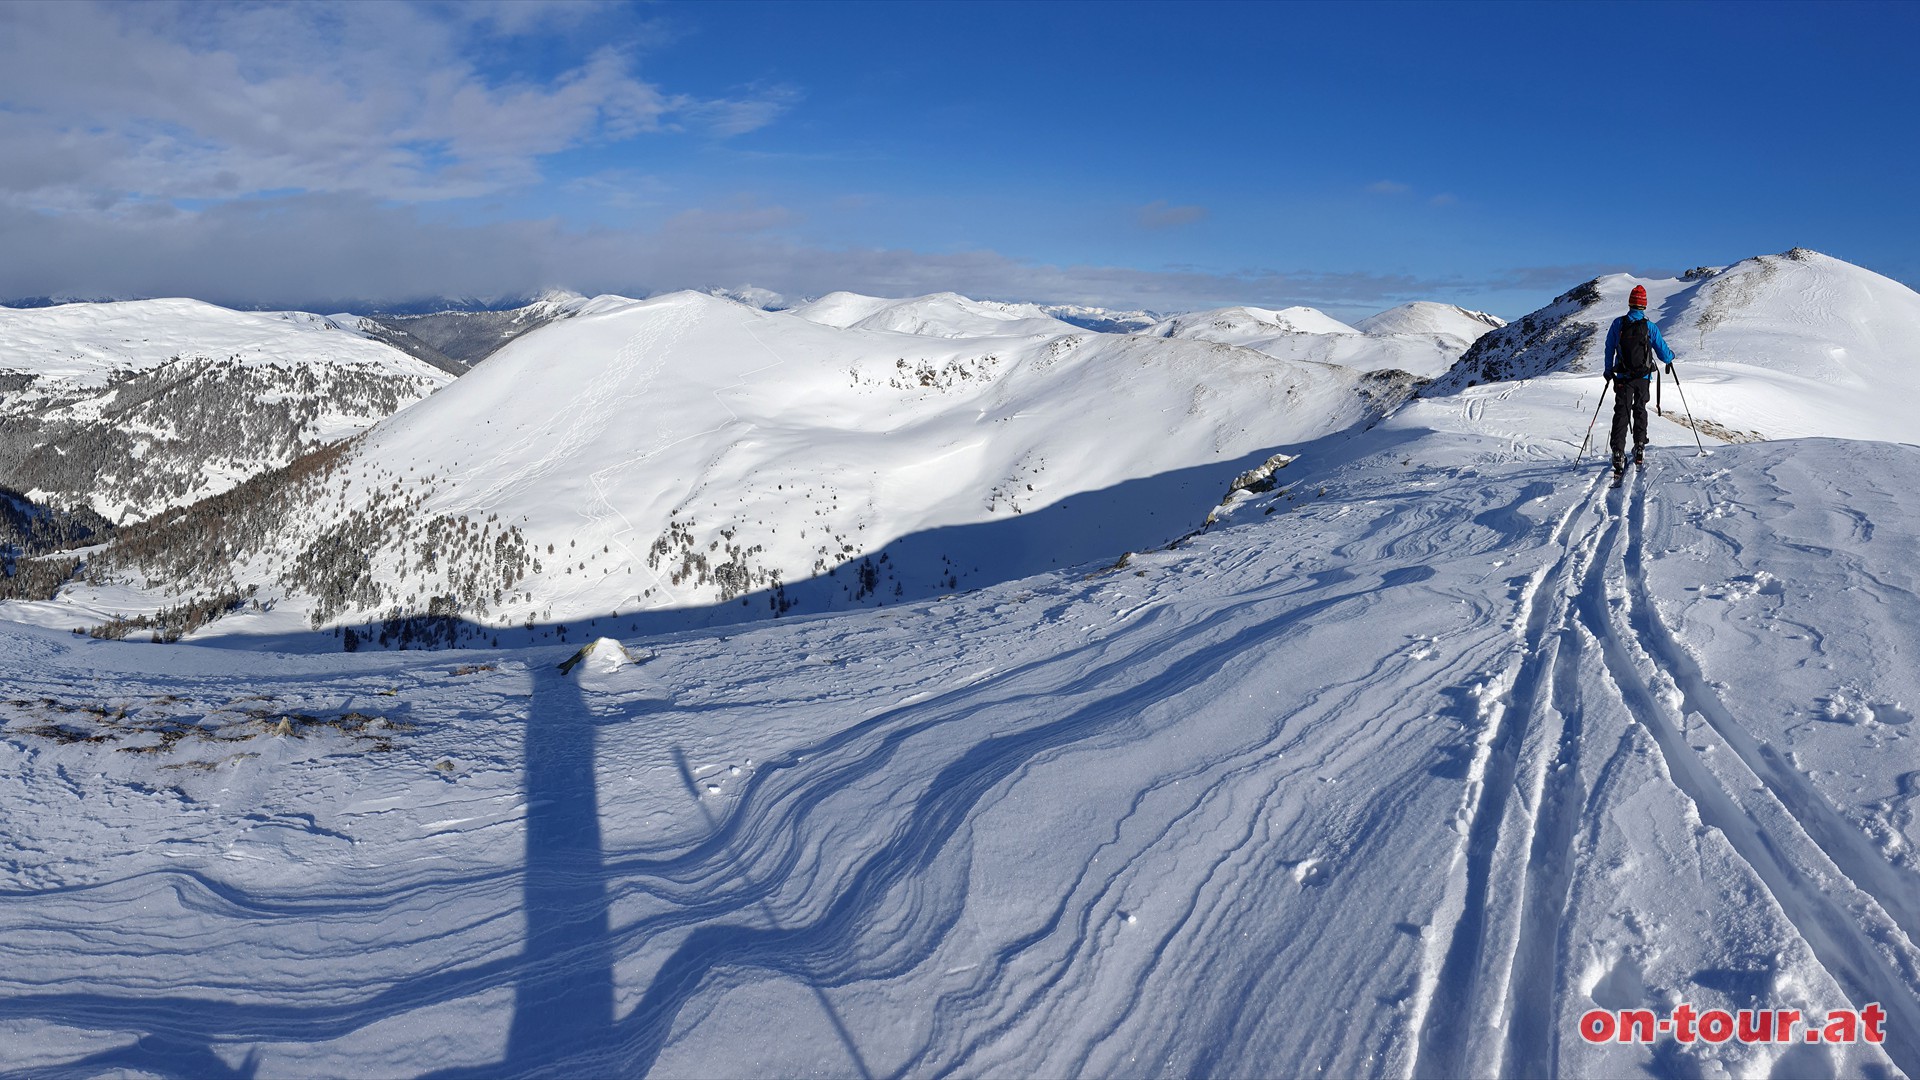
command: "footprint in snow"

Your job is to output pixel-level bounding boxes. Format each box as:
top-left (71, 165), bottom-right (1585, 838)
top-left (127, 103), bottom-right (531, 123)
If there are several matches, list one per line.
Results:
top-left (1817, 687), bottom-right (1911, 726)
top-left (1702, 572), bottom-right (1784, 601)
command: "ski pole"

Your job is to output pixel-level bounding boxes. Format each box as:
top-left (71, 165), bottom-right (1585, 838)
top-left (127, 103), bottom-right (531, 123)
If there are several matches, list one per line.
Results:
top-left (1575, 377), bottom-right (1611, 463)
top-left (1667, 364), bottom-right (1707, 456)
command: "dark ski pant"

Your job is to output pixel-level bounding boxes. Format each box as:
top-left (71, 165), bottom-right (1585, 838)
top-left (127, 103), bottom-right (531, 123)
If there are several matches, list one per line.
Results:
top-left (1609, 376), bottom-right (1651, 465)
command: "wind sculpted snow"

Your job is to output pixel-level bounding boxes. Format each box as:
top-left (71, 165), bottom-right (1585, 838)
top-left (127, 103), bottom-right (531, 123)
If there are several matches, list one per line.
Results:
top-left (2, 397), bottom-right (1914, 1075)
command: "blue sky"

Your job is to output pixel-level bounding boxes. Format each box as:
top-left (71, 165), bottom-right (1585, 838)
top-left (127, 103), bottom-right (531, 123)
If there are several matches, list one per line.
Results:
top-left (1, 0), bottom-right (1914, 319)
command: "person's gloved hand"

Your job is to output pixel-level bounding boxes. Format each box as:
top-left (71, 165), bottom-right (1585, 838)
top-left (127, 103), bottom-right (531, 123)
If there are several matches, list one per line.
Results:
top-left (1665, 363), bottom-right (1675, 375)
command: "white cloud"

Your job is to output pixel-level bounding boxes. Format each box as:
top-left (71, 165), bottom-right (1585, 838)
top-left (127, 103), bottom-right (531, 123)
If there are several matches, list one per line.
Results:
top-left (0, 1), bottom-right (789, 211)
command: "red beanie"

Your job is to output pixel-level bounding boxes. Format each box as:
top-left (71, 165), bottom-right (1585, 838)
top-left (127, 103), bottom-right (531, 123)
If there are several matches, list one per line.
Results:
top-left (1629, 285), bottom-right (1648, 309)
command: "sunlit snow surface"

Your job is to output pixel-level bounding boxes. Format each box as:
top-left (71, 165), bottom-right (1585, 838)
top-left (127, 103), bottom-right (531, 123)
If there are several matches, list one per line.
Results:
top-left (3, 373), bottom-right (1916, 1076)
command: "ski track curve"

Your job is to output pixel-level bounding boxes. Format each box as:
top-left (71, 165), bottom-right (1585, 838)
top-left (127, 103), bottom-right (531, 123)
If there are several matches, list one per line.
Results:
top-left (1612, 465), bottom-right (1920, 1076)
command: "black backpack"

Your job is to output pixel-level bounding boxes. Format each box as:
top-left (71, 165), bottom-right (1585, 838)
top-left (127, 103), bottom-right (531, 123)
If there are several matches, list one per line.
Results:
top-left (1617, 316), bottom-right (1657, 378)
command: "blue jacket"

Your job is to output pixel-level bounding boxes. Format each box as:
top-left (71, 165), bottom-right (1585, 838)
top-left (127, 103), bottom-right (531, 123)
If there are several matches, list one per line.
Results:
top-left (1603, 308), bottom-right (1675, 379)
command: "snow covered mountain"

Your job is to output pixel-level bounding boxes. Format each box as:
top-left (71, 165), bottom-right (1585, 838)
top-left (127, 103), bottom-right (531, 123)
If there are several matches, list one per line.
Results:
top-left (1142, 302), bottom-right (1491, 380)
top-left (787, 291), bottom-right (1080, 338)
top-left (1145, 303), bottom-right (1361, 342)
top-left (5, 250), bottom-right (1920, 1078)
top-left (1352, 300), bottom-right (1506, 346)
top-left (1430, 248), bottom-right (1920, 444)
top-left (29, 290), bottom-right (1412, 643)
top-left (1037, 302), bottom-right (1163, 334)
top-left (719, 291), bottom-right (1158, 335)
top-left (700, 285), bottom-right (792, 310)
top-left (0, 299), bottom-right (451, 525)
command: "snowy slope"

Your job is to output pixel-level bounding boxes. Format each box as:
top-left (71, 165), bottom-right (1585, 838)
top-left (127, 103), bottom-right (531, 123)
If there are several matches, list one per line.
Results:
top-left (0, 299), bottom-right (451, 522)
top-left (21, 291), bottom-right (1405, 640)
top-left (2, 385), bottom-right (1914, 1077)
top-left (0, 298), bottom-right (440, 389)
top-left (787, 291), bottom-right (1077, 338)
top-left (1431, 248), bottom-right (1920, 445)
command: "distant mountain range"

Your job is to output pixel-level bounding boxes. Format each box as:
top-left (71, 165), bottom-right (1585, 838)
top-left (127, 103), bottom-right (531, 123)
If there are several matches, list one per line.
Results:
top-left (44, 289), bottom-right (1426, 644)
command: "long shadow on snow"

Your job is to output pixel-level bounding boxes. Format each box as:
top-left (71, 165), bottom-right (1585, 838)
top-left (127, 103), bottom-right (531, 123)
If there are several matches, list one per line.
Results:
top-left (2, 562), bottom-right (1445, 1077)
top-left (498, 671), bottom-right (618, 1074)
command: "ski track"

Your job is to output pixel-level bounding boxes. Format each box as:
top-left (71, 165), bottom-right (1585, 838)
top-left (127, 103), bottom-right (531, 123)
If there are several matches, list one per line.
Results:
top-left (1604, 466), bottom-right (1920, 1076)
top-left (1415, 454), bottom-right (1918, 1079)
top-left (1412, 470), bottom-right (1605, 1079)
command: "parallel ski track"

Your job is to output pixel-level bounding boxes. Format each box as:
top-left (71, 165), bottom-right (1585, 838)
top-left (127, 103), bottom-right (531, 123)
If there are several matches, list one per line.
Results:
top-left (13, 449), bottom-right (1920, 1076)
top-left (1640, 465), bottom-right (1920, 945)
top-left (1413, 468), bottom-right (1607, 1079)
top-left (1420, 451), bottom-right (1920, 1077)
top-left (1576, 463), bottom-right (1920, 1077)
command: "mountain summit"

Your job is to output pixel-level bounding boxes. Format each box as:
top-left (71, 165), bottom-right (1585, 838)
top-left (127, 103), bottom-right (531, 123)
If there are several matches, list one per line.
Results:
top-left (1431, 247), bottom-right (1920, 443)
